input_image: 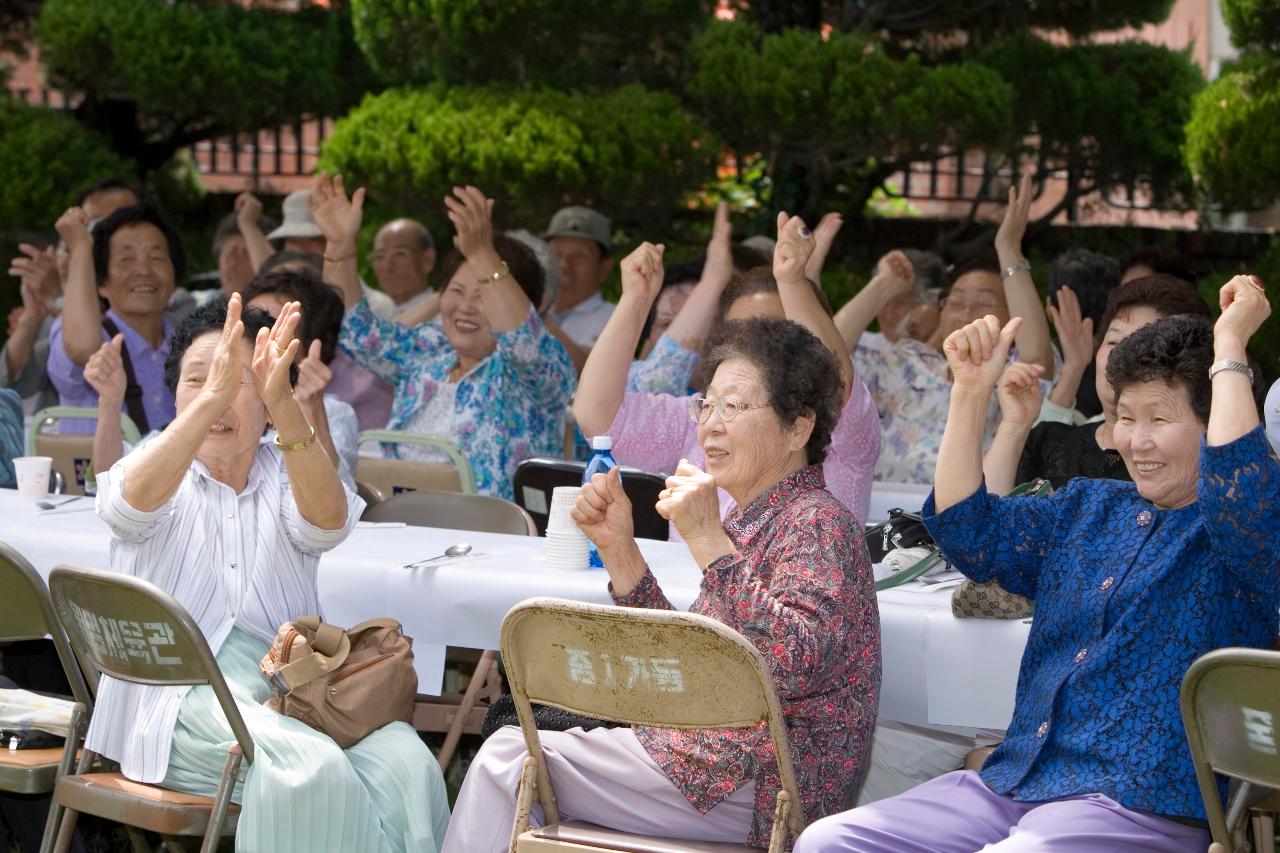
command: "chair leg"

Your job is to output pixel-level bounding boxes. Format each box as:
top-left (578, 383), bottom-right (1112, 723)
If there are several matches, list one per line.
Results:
top-left (510, 757), bottom-right (538, 853)
top-left (1251, 808), bottom-right (1274, 852)
top-left (200, 747), bottom-right (243, 853)
top-left (40, 705), bottom-right (87, 853)
top-left (766, 790), bottom-right (791, 853)
top-left (438, 649), bottom-right (498, 771)
top-left (50, 806), bottom-right (80, 853)
top-left (125, 826), bottom-right (151, 853)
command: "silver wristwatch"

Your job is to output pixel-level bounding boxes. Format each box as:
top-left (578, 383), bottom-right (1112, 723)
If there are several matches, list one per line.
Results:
top-left (1208, 358), bottom-right (1254, 382)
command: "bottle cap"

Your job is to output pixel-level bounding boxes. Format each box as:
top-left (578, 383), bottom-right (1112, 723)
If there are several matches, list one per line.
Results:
top-left (591, 435), bottom-right (612, 450)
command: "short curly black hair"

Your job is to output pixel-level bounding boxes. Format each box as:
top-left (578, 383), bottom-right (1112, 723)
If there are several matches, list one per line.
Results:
top-left (243, 269), bottom-right (344, 365)
top-left (1105, 314), bottom-right (1213, 425)
top-left (438, 233), bottom-right (545, 308)
top-left (697, 317), bottom-right (841, 466)
top-left (91, 203), bottom-right (187, 286)
top-left (164, 297), bottom-right (295, 394)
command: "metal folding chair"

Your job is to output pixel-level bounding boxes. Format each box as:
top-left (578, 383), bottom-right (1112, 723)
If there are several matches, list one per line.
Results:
top-left (46, 565), bottom-right (254, 853)
top-left (512, 457), bottom-right (669, 540)
top-left (501, 596), bottom-right (806, 852)
top-left (356, 429), bottom-right (477, 497)
top-left (28, 406), bottom-right (141, 496)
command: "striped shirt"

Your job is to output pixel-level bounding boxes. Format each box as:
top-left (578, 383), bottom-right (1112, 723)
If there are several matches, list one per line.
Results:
top-left (86, 444), bottom-right (361, 783)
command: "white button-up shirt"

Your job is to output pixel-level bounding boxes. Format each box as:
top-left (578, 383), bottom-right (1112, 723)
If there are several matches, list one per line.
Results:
top-left (551, 292), bottom-right (615, 348)
top-left (85, 444), bottom-right (361, 782)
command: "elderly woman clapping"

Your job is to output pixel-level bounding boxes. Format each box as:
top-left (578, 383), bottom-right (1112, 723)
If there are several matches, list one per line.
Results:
top-left (797, 276), bottom-right (1280, 853)
top-left (89, 294), bottom-right (450, 852)
top-left (443, 294), bottom-right (881, 850)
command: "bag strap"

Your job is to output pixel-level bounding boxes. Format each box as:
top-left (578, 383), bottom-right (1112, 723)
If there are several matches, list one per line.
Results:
top-left (101, 317), bottom-right (150, 434)
top-left (271, 619), bottom-right (351, 693)
top-left (345, 617), bottom-right (402, 635)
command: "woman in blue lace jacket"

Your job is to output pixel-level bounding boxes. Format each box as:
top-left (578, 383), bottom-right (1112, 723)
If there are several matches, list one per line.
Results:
top-left (312, 175), bottom-right (575, 499)
top-left (797, 275), bottom-right (1279, 853)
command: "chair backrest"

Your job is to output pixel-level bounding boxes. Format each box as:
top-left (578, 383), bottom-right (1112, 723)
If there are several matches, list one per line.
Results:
top-left (356, 429), bottom-right (477, 496)
top-left (0, 543), bottom-right (93, 710)
top-left (47, 564), bottom-right (254, 764)
top-left (361, 489), bottom-right (536, 536)
top-left (30, 407), bottom-right (142, 496)
top-left (1181, 647), bottom-right (1280, 845)
top-left (500, 597), bottom-right (805, 835)
top-left (512, 457), bottom-right (669, 540)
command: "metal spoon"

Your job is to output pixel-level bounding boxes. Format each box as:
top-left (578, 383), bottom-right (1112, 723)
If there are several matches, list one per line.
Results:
top-left (36, 496), bottom-right (81, 511)
top-left (403, 543), bottom-right (472, 569)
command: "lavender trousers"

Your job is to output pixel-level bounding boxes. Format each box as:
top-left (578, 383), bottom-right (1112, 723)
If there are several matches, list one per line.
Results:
top-left (794, 771), bottom-right (1209, 853)
top-left (442, 726), bottom-right (754, 853)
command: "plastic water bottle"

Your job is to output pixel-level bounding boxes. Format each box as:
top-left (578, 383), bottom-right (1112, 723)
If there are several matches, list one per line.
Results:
top-left (583, 435), bottom-right (618, 569)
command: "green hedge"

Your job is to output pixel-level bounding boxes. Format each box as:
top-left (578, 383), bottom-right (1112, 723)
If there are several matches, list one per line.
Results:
top-left (1185, 58), bottom-right (1280, 211)
top-left (318, 85), bottom-right (719, 236)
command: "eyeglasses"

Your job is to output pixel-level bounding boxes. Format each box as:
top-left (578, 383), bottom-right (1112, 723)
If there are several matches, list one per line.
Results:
top-left (368, 248), bottom-right (417, 264)
top-left (688, 395), bottom-right (771, 424)
top-left (940, 296), bottom-right (1003, 312)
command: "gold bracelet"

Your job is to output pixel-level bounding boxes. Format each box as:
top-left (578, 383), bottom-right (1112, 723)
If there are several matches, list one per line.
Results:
top-left (324, 250), bottom-right (356, 263)
top-left (274, 425), bottom-right (317, 452)
top-left (477, 261), bottom-right (509, 286)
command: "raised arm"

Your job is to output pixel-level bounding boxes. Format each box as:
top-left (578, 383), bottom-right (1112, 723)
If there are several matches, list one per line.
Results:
top-left (773, 212), bottom-right (852, 403)
top-left (833, 250), bottom-right (914, 352)
top-left (53, 208), bottom-right (103, 366)
top-left (292, 339), bottom-right (342, 475)
top-left (935, 314), bottom-right (1024, 512)
top-left (235, 193), bottom-right (275, 273)
top-left (444, 186), bottom-right (529, 334)
top-left (573, 242), bottom-right (665, 437)
top-left (310, 174), bottom-right (366, 310)
top-left (662, 202), bottom-right (734, 352)
top-left (995, 173), bottom-right (1054, 378)
top-left (84, 335), bottom-right (127, 474)
top-left (981, 360), bottom-right (1045, 495)
top-left (542, 315), bottom-right (592, 374)
top-left (393, 290), bottom-right (441, 327)
top-left (1208, 275), bottom-right (1270, 447)
top-left (804, 212), bottom-right (842, 284)
top-left (252, 302), bottom-right (347, 531)
top-left (1045, 286), bottom-right (1094, 411)
top-left (122, 296), bottom-right (251, 511)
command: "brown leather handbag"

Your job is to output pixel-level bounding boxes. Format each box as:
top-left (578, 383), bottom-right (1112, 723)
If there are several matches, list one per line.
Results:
top-left (950, 478), bottom-right (1051, 620)
top-left (259, 616), bottom-right (416, 748)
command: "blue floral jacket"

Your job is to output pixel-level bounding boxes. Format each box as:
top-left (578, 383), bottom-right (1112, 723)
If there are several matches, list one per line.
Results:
top-left (923, 426), bottom-right (1280, 820)
top-left (338, 299), bottom-right (576, 500)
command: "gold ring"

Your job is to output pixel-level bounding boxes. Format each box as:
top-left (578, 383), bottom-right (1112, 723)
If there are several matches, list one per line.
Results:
top-left (275, 343), bottom-right (288, 357)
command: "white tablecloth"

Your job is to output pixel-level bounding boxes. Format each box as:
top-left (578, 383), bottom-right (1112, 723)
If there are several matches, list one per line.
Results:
top-left (866, 481), bottom-right (932, 522)
top-left (0, 489), bottom-right (1026, 728)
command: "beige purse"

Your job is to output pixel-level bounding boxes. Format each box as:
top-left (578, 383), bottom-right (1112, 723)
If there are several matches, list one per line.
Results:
top-left (950, 479), bottom-right (1051, 620)
top-left (259, 616), bottom-right (416, 748)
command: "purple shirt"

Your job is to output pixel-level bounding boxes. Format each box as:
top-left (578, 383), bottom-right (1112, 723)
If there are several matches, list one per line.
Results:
top-left (327, 349), bottom-right (394, 433)
top-left (47, 310), bottom-right (174, 435)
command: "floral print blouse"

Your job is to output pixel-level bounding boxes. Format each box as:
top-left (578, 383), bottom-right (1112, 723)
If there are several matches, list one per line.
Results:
top-left (626, 335), bottom-right (701, 396)
top-left (613, 465), bottom-right (881, 847)
top-left (924, 426), bottom-right (1280, 820)
top-left (338, 299), bottom-right (576, 500)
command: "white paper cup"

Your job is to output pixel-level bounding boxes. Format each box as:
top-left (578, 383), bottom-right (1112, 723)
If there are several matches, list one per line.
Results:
top-left (13, 456), bottom-right (52, 499)
top-left (547, 486), bottom-right (582, 532)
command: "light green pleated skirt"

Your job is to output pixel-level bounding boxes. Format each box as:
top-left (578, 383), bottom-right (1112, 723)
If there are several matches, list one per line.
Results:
top-left (162, 628), bottom-right (450, 853)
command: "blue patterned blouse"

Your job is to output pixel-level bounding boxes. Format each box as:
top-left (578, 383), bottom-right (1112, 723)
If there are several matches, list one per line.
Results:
top-left (625, 335), bottom-right (700, 396)
top-left (338, 299), bottom-right (577, 500)
top-left (923, 426), bottom-right (1280, 820)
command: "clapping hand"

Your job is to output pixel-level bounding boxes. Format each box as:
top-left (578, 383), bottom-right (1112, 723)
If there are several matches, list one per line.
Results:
top-left (252, 300), bottom-right (302, 411)
top-left (944, 314), bottom-right (1024, 391)
top-left (294, 339), bottom-right (332, 408)
top-left (571, 466), bottom-right (635, 552)
top-left (84, 335), bottom-right (127, 406)
top-left (308, 173), bottom-right (365, 250)
top-left (54, 207), bottom-right (92, 254)
top-left (1047, 287), bottom-right (1095, 372)
top-left (655, 459), bottom-right (722, 542)
top-left (444, 185), bottom-right (495, 261)
top-left (619, 242), bottom-right (666, 307)
top-left (9, 243), bottom-right (60, 310)
top-left (202, 294), bottom-right (249, 411)
top-left (995, 361), bottom-right (1045, 427)
top-left (995, 172), bottom-right (1034, 257)
top-left (1215, 275), bottom-right (1271, 349)
top-left (774, 212), bottom-right (816, 286)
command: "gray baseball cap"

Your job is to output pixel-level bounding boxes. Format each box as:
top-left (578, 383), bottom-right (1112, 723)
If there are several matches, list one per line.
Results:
top-left (544, 206), bottom-right (612, 254)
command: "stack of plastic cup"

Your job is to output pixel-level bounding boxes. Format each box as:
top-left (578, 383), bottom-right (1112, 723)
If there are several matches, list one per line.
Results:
top-left (544, 486), bottom-right (591, 570)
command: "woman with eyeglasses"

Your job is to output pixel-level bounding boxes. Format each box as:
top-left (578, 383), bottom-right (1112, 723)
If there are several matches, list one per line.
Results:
top-left (832, 174), bottom-right (1056, 484)
top-left (443, 252), bottom-right (880, 847)
top-left (571, 215), bottom-right (881, 530)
